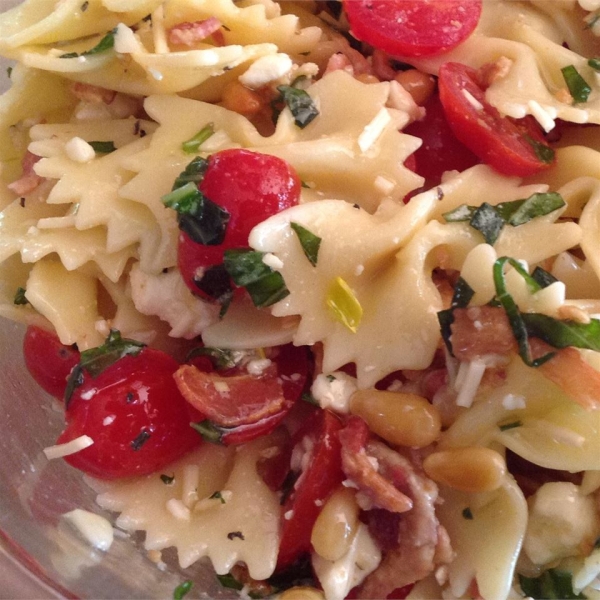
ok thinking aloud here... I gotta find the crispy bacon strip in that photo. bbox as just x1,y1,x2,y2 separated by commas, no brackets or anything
8,151,44,196
168,17,223,46
70,81,116,104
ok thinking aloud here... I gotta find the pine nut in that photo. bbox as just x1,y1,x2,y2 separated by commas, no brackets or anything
221,81,264,116
350,390,441,448
278,588,325,600
355,73,380,85
310,487,359,562
394,69,436,106
423,447,507,493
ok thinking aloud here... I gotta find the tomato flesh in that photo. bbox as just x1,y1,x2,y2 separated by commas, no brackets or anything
178,149,301,296
277,409,344,569
57,348,201,479
23,326,80,399
438,62,556,177
343,0,482,57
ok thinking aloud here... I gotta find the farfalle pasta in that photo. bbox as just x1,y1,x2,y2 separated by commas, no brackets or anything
1,0,600,599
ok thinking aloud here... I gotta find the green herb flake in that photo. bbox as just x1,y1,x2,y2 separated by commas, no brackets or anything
326,276,363,333
223,249,289,308
89,141,116,154
589,58,600,71
210,491,226,504
186,346,238,370
519,569,585,599
531,266,558,289
290,222,321,266
60,28,117,59
216,573,243,591
6,66,12,78
470,202,506,245
438,277,475,354
524,135,556,164
301,392,319,406
462,507,474,520
276,85,319,129
13,287,29,305
522,313,600,352
173,580,193,600
499,420,523,432
181,123,215,154
160,474,175,484
131,429,151,451
190,420,227,444
172,156,209,189
561,64,592,104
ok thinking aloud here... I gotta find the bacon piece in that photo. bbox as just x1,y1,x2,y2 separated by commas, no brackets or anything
70,81,116,104
168,17,223,47
450,305,517,361
371,49,397,81
339,416,412,513
530,338,600,410
8,151,44,196
323,52,355,76
476,57,512,88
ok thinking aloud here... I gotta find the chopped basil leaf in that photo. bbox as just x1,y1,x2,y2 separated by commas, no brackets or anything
65,330,145,406
89,141,116,154
438,277,475,355
190,420,228,444
524,135,556,164
193,263,233,307
223,249,289,308
227,531,245,540
301,392,319,406
160,474,175,484
443,193,565,245
325,276,363,333
216,573,243,591
172,156,209,189
290,222,321,266
181,123,215,154
60,28,117,58
7,66,12,78
493,257,554,367
519,569,585,599
210,491,226,504
173,580,193,600
561,65,592,104
186,346,238,370
522,313,600,352
162,182,230,246
131,429,151,451
462,507,474,520
326,374,336,382
276,85,319,129
499,420,522,431
586,13,600,29
13,287,29,305
531,266,558,289
589,58,600,71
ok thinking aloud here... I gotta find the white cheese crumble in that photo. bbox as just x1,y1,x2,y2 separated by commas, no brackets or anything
311,372,359,413
43,435,94,460
262,252,284,270
65,137,96,163
114,23,139,54
166,498,191,521
527,100,557,132
462,89,484,110
247,358,272,376
357,108,392,153
284,510,294,520
80,388,97,401
501,394,526,410
214,381,230,394
102,415,115,426
62,509,114,551
239,53,293,89
454,360,486,408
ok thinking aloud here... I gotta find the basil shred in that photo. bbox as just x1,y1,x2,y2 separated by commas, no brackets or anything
443,192,565,245
274,78,319,129
13,286,29,305
60,28,117,58
89,141,117,154
64,330,145,406
181,123,215,154
186,346,239,370
561,64,592,104
519,569,586,599
172,580,193,600
290,222,321,266
524,135,556,164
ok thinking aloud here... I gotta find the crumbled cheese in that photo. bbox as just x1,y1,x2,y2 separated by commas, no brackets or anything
462,89,484,110
239,53,293,89
166,498,191,521
357,108,392,153
247,358,272,376
312,523,382,600
148,68,163,81
43,435,94,460
114,23,139,54
354,264,365,276
311,372,358,413
523,482,600,565
102,415,115,426
262,252,284,270
527,100,557,132
62,509,114,551
284,510,294,520
214,381,230,394
65,137,95,163
80,388,97,401
501,394,526,410
454,360,486,408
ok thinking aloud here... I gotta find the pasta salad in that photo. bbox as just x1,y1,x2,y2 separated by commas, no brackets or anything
1,0,600,598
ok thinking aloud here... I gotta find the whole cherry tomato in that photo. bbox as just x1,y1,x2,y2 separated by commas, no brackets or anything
343,0,482,57
177,149,301,297
57,344,201,479
438,62,556,177
23,325,80,398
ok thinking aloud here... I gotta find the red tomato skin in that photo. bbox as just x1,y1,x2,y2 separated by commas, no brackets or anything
178,149,301,295
343,0,482,57
58,349,201,479
277,409,344,570
438,62,556,177
23,326,80,399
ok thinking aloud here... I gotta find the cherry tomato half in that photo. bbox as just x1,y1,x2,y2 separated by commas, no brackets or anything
438,62,556,177
23,326,80,398
57,348,201,479
178,149,301,296
277,409,344,570
175,344,310,446
343,0,482,58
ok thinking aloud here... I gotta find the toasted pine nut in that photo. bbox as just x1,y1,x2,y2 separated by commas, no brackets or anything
221,81,264,116
355,73,380,85
394,69,436,106
278,587,325,600
311,486,359,562
423,447,506,493
350,390,441,448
